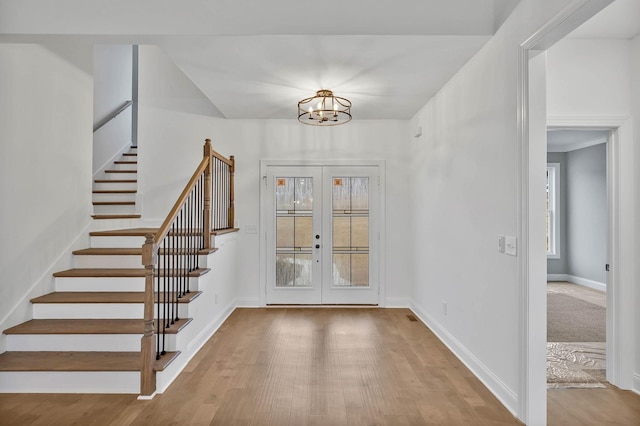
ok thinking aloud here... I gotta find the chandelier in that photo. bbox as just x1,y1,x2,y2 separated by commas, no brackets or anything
298,90,352,126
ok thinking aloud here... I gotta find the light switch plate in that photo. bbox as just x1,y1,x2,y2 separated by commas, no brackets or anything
246,224,258,234
498,235,505,253
505,236,517,256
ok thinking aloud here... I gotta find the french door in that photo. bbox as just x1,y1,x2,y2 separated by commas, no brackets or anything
265,165,379,304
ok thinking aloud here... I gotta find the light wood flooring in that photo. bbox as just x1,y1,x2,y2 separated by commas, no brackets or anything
1,307,639,425
546,282,640,425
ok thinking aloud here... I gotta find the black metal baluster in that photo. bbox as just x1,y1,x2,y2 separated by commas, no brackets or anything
156,245,161,360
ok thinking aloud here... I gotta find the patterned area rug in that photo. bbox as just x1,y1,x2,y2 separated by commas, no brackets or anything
547,342,606,389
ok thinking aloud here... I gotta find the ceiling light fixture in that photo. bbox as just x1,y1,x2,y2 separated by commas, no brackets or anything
298,90,351,126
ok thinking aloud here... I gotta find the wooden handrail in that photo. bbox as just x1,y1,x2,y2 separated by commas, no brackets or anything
153,156,209,245
140,138,234,397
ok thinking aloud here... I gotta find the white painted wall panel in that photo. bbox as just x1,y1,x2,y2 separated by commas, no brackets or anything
0,42,93,352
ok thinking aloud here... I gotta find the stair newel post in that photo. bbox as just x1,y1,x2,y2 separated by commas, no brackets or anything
203,139,213,250
140,234,158,396
228,155,235,229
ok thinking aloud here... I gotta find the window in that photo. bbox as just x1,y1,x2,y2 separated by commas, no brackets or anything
546,163,560,258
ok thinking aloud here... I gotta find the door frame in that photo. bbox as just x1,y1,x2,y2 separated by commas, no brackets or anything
259,159,386,307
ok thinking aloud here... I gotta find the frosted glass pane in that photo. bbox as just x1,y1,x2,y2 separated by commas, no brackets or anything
351,254,369,286
350,178,369,210
333,217,350,249
295,216,313,248
351,217,368,248
294,178,313,211
333,254,351,286
332,177,351,210
276,217,294,248
276,254,312,287
275,178,294,211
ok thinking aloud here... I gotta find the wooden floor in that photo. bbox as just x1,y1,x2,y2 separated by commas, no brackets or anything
0,308,638,425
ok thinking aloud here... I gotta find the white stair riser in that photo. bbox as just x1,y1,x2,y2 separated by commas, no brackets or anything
92,193,137,203
93,204,137,215
112,163,137,171
104,171,137,179
55,277,200,292
74,255,207,269
89,218,142,232
90,235,146,248
74,255,142,269
93,181,137,191
0,371,139,394
7,334,179,352
33,303,190,319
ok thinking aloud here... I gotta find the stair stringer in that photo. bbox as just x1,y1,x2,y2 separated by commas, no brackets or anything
155,232,239,393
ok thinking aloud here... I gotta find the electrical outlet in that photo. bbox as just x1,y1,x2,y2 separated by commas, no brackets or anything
246,224,258,234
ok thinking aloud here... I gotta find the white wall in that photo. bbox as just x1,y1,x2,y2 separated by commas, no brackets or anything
407,0,580,418
547,38,631,118
93,44,133,174
547,37,637,390
0,42,94,352
137,44,224,223
210,119,413,307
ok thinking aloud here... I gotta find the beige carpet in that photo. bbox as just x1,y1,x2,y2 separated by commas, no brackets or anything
547,283,607,389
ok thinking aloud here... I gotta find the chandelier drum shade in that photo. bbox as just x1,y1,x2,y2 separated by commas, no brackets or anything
298,90,352,126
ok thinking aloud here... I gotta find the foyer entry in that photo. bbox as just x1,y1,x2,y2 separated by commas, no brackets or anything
264,165,380,305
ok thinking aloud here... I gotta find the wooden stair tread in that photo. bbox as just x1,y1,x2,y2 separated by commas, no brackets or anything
73,247,217,256
4,318,192,335
94,179,137,183
105,170,137,173
92,201,135,206
0,351,178,372
212,227,240,236
92,190,137,194
92,214,142,219
90,228,158,237
53,268,210,278
31,291,201,304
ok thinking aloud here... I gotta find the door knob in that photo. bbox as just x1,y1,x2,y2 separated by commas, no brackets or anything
315,235,320,239
315,244,320,249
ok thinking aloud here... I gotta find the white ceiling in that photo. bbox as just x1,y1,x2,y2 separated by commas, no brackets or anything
2,0,636,121
148,0,522,120
547,130,609,152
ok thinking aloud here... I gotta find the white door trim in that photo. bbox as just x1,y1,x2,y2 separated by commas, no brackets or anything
516,1,615,423
259,159,386,307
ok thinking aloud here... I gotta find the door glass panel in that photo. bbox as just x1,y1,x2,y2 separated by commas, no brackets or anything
275,177,313,287
332,177,369,287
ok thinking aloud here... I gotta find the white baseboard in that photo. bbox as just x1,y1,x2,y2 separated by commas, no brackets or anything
235,297,260,307
633,373,640,396
409,300,518,417
384,297,410,308
547,274,606,292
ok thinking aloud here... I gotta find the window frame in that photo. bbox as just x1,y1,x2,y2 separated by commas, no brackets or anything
546,163,560,259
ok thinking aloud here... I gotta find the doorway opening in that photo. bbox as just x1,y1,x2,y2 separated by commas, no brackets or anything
545,128,609,389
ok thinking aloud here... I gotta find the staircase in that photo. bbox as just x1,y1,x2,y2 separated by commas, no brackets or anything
92,147,141,222
0,140,237,395
0,227,210,393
